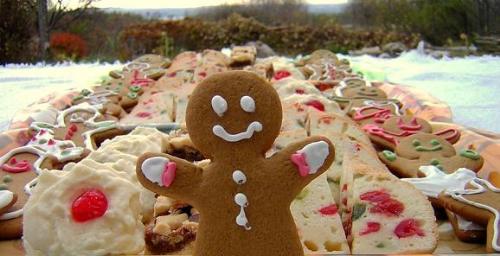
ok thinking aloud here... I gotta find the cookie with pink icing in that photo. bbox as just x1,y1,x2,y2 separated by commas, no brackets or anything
30,103,121,150
350,100,402,127
363,115,461,149
136,71,335,256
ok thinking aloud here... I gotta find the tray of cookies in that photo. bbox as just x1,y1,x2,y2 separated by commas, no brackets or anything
0,48,499,255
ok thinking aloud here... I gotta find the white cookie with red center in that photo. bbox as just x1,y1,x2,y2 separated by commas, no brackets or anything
23,163,144,255
273,78,322,99
271,61,306,82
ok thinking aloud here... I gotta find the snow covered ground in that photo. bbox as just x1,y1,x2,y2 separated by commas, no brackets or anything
0,62,122,131
346,50,500,133
0,51,499,133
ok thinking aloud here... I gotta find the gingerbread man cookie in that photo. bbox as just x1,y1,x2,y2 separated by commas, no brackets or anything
378,133,483,178
439,178,500,252
332,82,402,111
30,104,121,150
350,100,402,127
136,71,335,256
363,115,461,149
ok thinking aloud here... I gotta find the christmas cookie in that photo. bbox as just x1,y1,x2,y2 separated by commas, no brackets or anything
193,49,229,84
350,100,402,127
291,174,350,254
23,163,144,255
339,159,437,253
0,128,88,239
324,134,390,204
136,71,335,256
363,115,461,149
307,111,371,146
438,178,500,252
273,78,322,99
145,197,198,254
30,103,120,150
272,61,306,82
229,45,257,68
378,133,483,178
280,94,343,133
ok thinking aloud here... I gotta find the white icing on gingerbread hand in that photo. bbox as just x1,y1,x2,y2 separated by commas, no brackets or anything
141,156,177,187
291,141,329,177
402,166,477,198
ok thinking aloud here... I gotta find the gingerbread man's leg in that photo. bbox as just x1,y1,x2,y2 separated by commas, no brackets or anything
136,152,203,204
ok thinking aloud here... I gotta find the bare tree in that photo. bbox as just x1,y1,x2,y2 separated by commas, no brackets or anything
37,0,98,60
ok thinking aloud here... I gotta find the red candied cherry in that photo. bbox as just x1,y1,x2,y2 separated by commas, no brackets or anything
295,88,305,94
394,219,425,238
360,190,390,202
71,189,108,222
370,198,404,217
360,221,381,235
318,204,338,216
305,100,325,112
315,83,333,91
274,70,291,80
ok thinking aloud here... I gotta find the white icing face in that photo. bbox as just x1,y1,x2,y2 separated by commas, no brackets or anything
211,95,228,117
141,157,170,186
211,95,263,142
240,96,255,113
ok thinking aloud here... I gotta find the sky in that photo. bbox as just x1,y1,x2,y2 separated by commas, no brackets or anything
84,0,348,9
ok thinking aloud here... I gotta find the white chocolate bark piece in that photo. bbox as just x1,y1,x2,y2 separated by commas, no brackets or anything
23,164,144,255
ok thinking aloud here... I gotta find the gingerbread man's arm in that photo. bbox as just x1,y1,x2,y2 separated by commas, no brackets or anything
136,152,204,204
267,136,335,198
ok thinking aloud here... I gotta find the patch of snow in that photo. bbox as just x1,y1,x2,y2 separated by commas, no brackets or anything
0,62,122,131
344,51,500,133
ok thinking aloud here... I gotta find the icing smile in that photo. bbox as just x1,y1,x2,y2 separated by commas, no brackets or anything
213,122,263,142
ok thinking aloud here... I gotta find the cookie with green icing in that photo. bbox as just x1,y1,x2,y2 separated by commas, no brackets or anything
378,133,483,178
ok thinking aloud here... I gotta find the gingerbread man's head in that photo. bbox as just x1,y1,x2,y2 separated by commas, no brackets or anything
186,71,282,159
396,133,456,159
342,86,387,99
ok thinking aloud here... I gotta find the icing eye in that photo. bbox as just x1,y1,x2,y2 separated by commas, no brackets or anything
240,96,255,113
412,139,421,147
211,95,227,117
430,139,440,146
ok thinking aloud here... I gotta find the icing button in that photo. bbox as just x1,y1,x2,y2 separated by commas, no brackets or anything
382,150,397,161
459,149,480,160
232,170,247,185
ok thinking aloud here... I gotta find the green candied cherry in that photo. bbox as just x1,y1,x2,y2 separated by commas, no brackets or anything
352,203,367,221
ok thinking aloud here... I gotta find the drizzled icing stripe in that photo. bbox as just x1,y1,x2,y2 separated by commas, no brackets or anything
446,178,500,251
55,103,104,127
402,166,477,198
